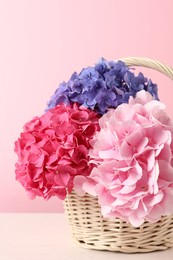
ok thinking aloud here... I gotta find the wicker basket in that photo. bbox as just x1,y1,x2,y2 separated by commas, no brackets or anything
64,57,173,253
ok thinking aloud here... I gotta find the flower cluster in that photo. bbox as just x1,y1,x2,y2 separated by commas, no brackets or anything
15,58,173,227
46,58,159,114
15,103,100,200
74,91,173,226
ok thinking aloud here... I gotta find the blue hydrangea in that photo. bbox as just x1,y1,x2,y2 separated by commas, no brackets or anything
46,58,159,114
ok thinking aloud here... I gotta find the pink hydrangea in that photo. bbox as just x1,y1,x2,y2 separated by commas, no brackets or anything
74,90,173,227
15,103,100,200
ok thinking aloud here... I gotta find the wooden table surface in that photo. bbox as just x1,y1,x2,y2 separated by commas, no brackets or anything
0,213,173,260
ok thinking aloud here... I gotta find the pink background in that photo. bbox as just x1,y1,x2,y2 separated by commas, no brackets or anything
0,0,173,212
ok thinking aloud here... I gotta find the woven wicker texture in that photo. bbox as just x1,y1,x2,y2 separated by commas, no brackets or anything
64,57,173,253
64,192,173,253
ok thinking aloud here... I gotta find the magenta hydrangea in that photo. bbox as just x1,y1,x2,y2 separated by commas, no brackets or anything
14,103,100,200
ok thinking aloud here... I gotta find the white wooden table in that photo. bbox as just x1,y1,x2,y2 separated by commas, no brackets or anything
0,213,173,260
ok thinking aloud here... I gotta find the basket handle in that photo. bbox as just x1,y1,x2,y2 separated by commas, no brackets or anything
119,57,173,80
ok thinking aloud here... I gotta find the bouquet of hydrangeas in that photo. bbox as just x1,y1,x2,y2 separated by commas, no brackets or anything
15,58,173,228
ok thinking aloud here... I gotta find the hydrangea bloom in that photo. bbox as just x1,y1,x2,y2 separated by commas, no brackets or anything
46,58,159,114
74,90,173,227
14,103,100,200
